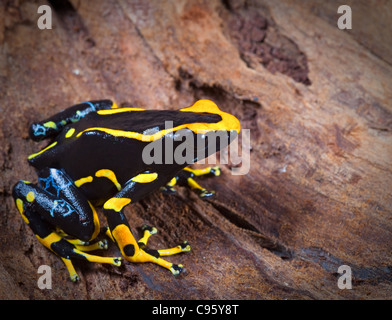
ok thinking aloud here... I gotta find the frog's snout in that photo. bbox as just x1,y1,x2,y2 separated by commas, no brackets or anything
223,111,241,134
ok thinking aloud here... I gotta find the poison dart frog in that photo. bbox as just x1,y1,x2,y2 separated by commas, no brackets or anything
12,99,240,281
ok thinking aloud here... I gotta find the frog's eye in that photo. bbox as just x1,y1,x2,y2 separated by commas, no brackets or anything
180,99,221,114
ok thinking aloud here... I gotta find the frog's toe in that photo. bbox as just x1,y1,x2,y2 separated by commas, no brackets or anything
185,177,215,199
170,264,184,276
141,224,157,235
139,225,190,255
113,257,122,267
156,241,191,257
131,227,191,275
210,166,221,176
160,185,176,194
160,176,178,195
71,274,80,282
73,239,109,251
180,241,191,252
199,189,215,198
99,239,109,250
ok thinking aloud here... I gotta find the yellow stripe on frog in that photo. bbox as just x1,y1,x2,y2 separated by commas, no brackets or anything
97,107,146,115
26,191,35,202
95,169,122,191
74,176,93,187
103,198,131,212
131,172,158,183
16,198,29,224
36,232,63,251
43,121,57,129
28,142,57,160
65,128,75,138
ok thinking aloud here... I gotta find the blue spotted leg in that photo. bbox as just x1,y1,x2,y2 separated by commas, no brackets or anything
29,100,117,142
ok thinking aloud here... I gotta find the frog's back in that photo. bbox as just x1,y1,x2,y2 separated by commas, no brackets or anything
27,109,222,204
28,108,222,173
28,111,149,172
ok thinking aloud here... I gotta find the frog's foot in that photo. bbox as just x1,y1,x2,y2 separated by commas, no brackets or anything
131,248,188,275
61,250,122,282
36,231,121,282
68,238,109,251
50,235,121,282
128,225,191,275
128,245,190,275
186,177,215,198
182,166,220,198
138,224,191,256
104,224,190,275
162,166,220,199
160,177,177,194
57,229,109,251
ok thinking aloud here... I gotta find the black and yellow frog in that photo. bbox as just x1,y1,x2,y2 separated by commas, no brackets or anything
12,99,240,281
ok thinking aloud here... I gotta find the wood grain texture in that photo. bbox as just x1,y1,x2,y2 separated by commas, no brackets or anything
0,0,391,299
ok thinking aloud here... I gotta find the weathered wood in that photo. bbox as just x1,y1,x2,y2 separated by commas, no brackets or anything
0,0,391,299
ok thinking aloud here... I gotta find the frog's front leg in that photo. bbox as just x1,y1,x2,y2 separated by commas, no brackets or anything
29,100,117,141
12,168,122,281
161,166,221,198
103,173,191,275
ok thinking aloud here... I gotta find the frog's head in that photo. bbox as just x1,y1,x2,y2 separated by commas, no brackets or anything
175,99,241,162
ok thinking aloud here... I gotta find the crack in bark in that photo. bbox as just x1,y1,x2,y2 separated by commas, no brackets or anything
209,200,292,259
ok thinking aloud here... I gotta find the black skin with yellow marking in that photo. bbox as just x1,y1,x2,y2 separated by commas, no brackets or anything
12,99,240,281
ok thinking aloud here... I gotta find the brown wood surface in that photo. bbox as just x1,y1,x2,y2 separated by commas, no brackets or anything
0,0,391,299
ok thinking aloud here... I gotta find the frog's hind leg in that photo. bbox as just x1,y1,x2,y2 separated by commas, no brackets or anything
160,177,178,194
102,175,191,275
163,166,220,198
103,214,190,275
12,177,122,281
29,100,117,141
